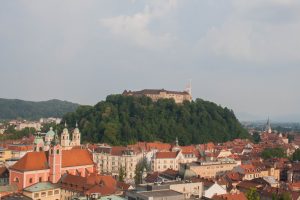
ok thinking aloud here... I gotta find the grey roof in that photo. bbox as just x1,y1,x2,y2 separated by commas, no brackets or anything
23,182,59,192
138,189,183,197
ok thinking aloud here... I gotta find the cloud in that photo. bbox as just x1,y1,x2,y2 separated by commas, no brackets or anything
100,0,177,49
197,0,300,63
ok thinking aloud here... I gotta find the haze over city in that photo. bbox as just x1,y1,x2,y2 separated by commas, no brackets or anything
1,0,300,121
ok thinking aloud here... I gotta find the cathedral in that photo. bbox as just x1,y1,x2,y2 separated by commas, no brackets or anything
34,123,81,151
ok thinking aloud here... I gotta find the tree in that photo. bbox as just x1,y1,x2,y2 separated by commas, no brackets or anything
246,188,260,200
134,158,148,185
272,192,292,200
62,95,249,145
261,147,286,159
292,149,300,161
118,166,126,182
252,132,261,144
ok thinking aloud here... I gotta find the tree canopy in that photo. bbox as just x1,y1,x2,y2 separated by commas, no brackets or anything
261,147,286,159
63,95,248,145
292,149,300,161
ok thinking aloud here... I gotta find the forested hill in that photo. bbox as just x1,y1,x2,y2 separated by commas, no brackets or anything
63,95,248,145
0,98,79,120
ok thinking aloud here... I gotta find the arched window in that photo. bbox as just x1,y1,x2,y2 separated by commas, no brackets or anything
56,149,60,154
14,177,19,183
63,136,65,140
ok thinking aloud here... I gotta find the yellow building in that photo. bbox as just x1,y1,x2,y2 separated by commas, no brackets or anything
0,148,12,162
23,182,60,200
233,164,280,181
180,158,240,179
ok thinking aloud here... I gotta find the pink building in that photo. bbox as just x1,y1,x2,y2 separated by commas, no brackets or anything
9,144,94,190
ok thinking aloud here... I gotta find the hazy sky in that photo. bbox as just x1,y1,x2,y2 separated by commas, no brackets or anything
0,0,300,121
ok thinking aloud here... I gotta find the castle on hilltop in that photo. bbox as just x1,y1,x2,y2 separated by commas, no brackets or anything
123,86,192,104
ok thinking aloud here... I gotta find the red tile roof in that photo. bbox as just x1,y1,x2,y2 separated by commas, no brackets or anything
62,149,93,168
212,192,247,200
156,151,178,159
10,151,49,171
10,149,94,172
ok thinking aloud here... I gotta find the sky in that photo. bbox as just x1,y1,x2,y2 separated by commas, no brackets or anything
0,0,300,122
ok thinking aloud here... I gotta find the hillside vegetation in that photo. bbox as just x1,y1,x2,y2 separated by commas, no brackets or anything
0,98,79,120
63,95,248,145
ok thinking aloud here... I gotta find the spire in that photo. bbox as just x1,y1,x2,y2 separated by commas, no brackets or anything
266,117,272,133
176,137,179,146
64,121,67,128
76,121,78,128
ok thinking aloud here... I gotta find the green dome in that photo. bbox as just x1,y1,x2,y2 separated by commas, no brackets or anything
46,127,55,138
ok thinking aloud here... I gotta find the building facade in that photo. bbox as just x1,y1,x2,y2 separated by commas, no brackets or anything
180,158,240,179
9,131,94,190
122,89,192,103
92,145,144,180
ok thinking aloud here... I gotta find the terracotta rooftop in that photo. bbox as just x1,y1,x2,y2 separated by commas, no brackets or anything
10,151,49,171
10,148,94,172
212,192,247,200
156,151,178,159
62,149,93,168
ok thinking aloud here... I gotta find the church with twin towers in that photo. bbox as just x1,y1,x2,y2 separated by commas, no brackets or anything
33,122,81,151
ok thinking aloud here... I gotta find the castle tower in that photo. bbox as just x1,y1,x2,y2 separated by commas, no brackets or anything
266,117,272,133
72,122,81,146
61,123,70,148
49,133,62,183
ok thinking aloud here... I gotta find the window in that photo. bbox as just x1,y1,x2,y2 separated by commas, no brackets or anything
51,149,53,154
56,149,60,154
41,192,46,197
54,189,60,195
39,177,42,182
34,193,39,198
14,177,19,183
29,178,33,183
48,190,53,196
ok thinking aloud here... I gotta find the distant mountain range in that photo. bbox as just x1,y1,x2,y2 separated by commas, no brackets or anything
0,98,79,120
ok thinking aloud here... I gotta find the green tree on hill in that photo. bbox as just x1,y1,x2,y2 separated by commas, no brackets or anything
63,95,248,145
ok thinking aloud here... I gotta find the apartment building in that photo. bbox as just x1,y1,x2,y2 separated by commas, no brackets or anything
180,158,240,179
92,145,144,180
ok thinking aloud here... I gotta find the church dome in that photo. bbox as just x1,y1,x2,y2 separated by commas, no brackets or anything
46,127,55,138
